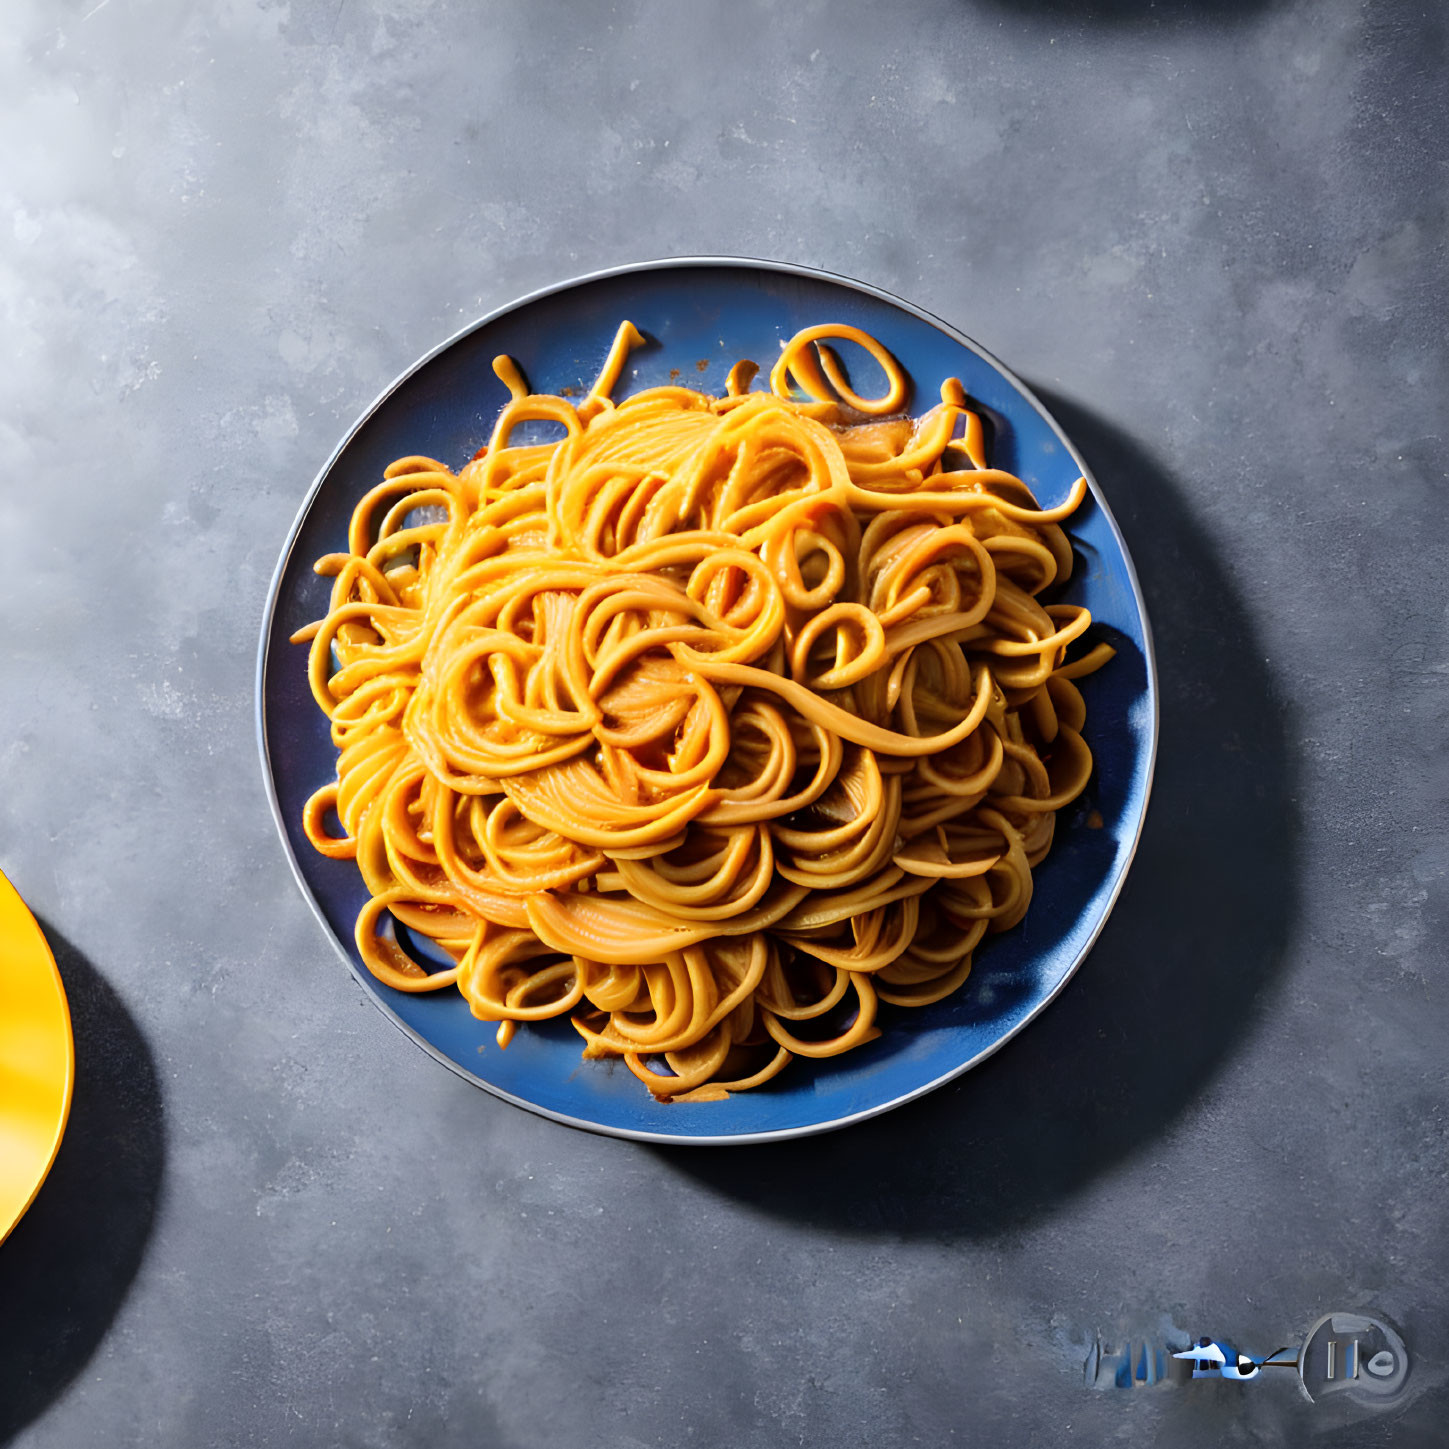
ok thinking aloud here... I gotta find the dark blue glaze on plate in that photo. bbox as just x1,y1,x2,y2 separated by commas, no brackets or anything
256,258,1158,1144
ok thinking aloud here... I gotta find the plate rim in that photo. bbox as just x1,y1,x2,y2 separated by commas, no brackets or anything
0,867,75,1241
255,255,1160,1146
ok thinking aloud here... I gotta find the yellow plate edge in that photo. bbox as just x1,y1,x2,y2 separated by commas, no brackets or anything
0,868,75,1245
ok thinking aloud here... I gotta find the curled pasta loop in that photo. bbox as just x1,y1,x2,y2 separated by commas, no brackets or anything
770,326,909,416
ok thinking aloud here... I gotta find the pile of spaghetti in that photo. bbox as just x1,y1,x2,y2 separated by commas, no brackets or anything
295,323,1110,1100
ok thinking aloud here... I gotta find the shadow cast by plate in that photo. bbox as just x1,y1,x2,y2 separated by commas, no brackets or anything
0,922,165,1445
654,392,1299,1238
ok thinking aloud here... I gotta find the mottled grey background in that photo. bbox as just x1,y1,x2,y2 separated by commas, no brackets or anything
2,1,1446,1445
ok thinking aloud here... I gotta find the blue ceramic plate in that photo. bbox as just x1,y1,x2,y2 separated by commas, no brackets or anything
257,258,1157,1145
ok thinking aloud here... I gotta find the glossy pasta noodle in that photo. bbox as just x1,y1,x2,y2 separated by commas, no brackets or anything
294,323,1112,1101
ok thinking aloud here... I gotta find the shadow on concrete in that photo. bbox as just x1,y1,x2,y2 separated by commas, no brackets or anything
968,0,1281,25
654,391,1298,1239
0,922,165,1444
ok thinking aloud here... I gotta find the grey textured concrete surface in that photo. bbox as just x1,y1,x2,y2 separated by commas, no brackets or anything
2,1,1446,1445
